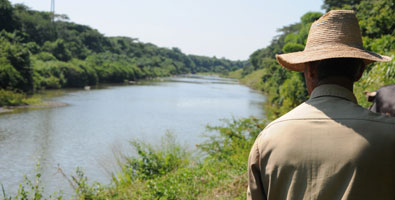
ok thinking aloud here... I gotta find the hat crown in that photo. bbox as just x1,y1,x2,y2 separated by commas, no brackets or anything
275,10,391,72
305,10,363,51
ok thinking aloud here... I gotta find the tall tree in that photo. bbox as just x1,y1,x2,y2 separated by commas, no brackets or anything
0,0,15,31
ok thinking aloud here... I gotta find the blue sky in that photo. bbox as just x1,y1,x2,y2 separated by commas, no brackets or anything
9,0,324,60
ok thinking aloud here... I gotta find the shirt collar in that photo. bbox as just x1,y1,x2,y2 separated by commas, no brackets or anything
309,84,358,104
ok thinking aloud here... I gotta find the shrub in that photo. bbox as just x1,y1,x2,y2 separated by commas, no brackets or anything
34,52,57,62
45,75,62,89
282,43,305,53
118,132,189,182
0,89,26,106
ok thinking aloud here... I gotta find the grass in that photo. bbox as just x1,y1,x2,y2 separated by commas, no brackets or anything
3,117,266,200
0,90,27,107
227,69,243,79
238,69,265,91
0,89,42,108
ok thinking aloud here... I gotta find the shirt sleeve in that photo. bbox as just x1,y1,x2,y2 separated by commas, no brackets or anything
247,137,267,200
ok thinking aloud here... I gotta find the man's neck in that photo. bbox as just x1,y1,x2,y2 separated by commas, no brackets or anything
317,76,354,92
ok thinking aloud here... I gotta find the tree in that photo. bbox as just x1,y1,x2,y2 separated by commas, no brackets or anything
356,0,395,38
43,39,72,61
321,0,362,11
282,43,304,53
0,38,33,91
0,0,15,32
13,4,54,44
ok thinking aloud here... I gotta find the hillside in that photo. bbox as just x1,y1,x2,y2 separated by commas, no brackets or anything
0,0,246,106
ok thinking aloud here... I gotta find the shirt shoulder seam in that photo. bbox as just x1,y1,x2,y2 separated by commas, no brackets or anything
265,117,395,130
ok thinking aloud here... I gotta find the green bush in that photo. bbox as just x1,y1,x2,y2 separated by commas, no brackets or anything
117,133,189,182
0,89,26,106
363,35,394,54
34,52,57,62
42,39,72,62
44,75,61,89
0,58,24,90
282,43,305,53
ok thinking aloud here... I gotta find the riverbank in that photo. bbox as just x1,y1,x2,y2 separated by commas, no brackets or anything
0,74,197,114
0,89,69,114
0,107,12,114
200,69,265,91
0,76,158,113
0,101,68,114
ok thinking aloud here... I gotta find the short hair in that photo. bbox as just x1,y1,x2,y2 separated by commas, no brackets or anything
311,58,365,82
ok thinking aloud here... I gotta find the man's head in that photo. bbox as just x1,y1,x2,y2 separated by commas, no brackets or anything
275,10,391,93
304,58,365,94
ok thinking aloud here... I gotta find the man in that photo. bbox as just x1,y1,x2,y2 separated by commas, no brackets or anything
248,10,394,200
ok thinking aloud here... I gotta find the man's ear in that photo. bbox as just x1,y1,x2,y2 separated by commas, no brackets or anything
304,62,316,95
355,64,366,81
305,62,316,79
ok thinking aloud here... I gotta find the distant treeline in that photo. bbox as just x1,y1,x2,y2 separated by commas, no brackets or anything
0,0,246,94
234,0,394,120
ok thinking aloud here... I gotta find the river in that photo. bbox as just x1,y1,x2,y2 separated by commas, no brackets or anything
0,75,265,197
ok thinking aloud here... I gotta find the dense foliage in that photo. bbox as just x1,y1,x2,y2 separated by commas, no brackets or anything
238,0,394,120
0,0,244,106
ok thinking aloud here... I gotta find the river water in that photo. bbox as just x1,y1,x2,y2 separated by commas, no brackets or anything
0,75,265,197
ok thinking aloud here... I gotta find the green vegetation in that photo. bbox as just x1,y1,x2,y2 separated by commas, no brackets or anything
0,89,40,107
237,0,394,120
1,163,63,200
0,89,26,106
3,118,266,200
2,0,394,199
237,69,265,91
0,0,245,106
244,11,323,120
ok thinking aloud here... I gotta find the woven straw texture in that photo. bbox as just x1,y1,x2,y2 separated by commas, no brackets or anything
276,10,391,72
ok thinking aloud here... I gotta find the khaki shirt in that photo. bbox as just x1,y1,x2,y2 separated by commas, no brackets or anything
248,84,395,200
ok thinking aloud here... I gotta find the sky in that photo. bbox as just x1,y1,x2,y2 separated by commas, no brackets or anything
9,0,324,60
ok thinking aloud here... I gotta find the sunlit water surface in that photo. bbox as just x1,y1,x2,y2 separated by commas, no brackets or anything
0,75,265,197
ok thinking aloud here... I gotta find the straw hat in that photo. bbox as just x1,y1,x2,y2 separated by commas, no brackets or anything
276,10,392,72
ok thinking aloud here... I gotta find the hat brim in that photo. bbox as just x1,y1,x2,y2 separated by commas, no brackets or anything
276,45,392,72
